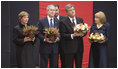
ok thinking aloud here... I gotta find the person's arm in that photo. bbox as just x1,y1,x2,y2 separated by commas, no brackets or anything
37,20,45,41
59,21,74,40
105,23,110,42
13,27,24,46
99,23,110,44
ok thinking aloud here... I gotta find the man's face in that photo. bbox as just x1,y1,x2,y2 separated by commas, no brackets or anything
54,7,59,17
67,7,75,18
47,6,56,18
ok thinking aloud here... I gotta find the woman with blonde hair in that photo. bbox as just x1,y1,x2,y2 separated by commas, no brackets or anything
13,11,36,68
89,11,110,68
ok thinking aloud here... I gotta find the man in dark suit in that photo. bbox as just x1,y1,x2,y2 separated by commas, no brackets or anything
52,4,65,21
52,4,65,68
59,4,86,68
37,4,59,68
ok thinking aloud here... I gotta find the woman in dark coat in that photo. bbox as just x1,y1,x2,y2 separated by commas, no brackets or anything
89,11,110,68
13,11,36,68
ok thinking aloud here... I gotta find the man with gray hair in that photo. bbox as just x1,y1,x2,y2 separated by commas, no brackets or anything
59,4,86,68
37,4,59,68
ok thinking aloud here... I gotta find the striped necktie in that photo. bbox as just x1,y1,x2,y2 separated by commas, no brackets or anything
72,18,75,26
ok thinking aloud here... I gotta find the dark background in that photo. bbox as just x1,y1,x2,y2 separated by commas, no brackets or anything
1,1,117,68
1,1,40,68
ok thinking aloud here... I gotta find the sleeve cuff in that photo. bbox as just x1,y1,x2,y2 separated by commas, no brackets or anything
71,34,74,39
44,38,46,42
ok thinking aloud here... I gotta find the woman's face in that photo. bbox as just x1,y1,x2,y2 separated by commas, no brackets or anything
20,15,29,25
95,17,100,24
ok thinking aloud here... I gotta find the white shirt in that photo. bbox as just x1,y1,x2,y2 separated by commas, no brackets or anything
47,16,54,27
69,16,77,25
56,15,60,20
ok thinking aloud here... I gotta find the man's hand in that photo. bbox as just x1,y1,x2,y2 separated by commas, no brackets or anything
53,37,59,43
72,33,77,38
72,32,84,37
75,32,84,37
32,37,35,42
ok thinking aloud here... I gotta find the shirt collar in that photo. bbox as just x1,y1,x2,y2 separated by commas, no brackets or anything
69,16,76,22
56,15,60,20
96,23,103,29
19,22,30,28
47,16,54,20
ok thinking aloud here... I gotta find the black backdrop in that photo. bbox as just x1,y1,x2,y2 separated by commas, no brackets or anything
1,1,40,68
1,1,117,68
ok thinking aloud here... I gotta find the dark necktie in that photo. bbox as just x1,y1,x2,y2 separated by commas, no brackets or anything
50,19,53,28
72,19,75,26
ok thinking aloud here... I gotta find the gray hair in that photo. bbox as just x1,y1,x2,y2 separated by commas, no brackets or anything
65,4,75,13
47,4,55,11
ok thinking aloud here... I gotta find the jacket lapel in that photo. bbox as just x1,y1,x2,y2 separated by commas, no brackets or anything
54,18,58,28
66,17,75,32
44,17,50,28
67,17,73,26
76,17,79,24
76,17,84,24
76,17,81,24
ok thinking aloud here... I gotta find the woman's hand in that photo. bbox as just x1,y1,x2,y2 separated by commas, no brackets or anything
24,37,32,42
99,40,105,43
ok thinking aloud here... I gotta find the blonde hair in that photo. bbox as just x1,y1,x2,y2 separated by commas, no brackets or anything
18,11,30,21
95,11,106,24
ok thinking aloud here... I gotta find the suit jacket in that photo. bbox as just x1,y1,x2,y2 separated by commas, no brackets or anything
38,17,59,54
57,15,65,52
59,15,65,21
59,16,86,54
